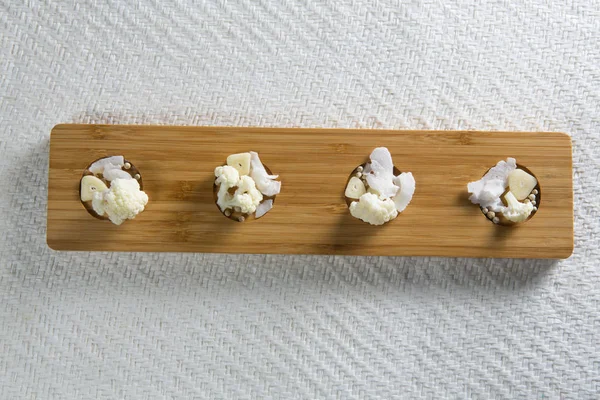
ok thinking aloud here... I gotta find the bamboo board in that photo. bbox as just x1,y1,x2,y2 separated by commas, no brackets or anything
47,125,573,258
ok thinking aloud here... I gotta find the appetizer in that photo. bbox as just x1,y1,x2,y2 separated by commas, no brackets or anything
467,157,540,225
80,156,149,225
214,152,281,222
345,147,415,225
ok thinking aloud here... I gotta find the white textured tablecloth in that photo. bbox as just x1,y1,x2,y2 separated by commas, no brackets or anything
1,1,599,399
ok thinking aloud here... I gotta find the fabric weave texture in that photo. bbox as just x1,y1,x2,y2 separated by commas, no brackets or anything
1,1,599,399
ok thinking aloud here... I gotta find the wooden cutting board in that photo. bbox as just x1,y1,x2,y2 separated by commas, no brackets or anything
47,125,573,258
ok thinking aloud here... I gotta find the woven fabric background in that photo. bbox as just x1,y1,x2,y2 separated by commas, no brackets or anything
1,1,599,399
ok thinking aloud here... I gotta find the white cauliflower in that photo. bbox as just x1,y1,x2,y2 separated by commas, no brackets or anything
215,165,240,187
92,178,149,225
230,175,263,213
215,169,263,214
349,192,398,226
503,191,534,223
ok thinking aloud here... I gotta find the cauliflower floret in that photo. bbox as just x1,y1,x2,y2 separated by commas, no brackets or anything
92,178,148,225
215,165,240,187
349,192,398,226
503,191,534,223
215,172,263,214
236,176,263,200
230,175,263,213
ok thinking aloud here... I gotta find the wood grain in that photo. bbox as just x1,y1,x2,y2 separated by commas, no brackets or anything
47,125,573,258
